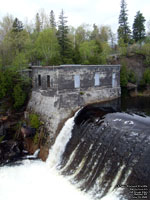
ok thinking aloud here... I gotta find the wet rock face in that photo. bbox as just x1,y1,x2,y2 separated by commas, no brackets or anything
0,140,24,165
0,120,27,166
59,105,150,199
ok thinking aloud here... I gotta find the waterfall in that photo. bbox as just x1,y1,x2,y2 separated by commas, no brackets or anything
0,106,150,200
55,106,150,200
47,116,75,168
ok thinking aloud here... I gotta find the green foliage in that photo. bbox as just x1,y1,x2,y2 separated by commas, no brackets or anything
13,84,26,109
118,38,127,56
120,63,128,87
132,11,146,42
118,0,131,44
29,113,40,129
50,10,56,28
57,10,73,64
12,18,23,32
139,43,150,66
142,68,150,86
36,28,60,65
35,13,41,33
0,71,8,98
0,68,30,110
12,52,28,70
79,40,110,64
128,69,137,84
0,135,5,143
79,91,84,95
33,132,39,145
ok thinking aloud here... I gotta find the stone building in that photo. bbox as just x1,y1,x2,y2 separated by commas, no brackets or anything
28,65,120,143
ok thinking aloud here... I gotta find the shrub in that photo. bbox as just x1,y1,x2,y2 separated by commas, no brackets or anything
128,70,137,84
0,68,30,110
142,68,150,86
29,113,40,129
13,84,26,109
120,63,128,87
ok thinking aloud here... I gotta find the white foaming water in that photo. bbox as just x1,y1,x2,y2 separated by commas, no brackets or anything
46,115,75,168
0,113,123,200
0,160,91,200
0,115,91,200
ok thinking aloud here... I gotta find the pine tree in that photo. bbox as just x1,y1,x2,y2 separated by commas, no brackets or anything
12,18,23,32
35,13,41,33
57,10,73,64
90,24,99,40
50,10,56,28
118,0,131,44
133,11,146,42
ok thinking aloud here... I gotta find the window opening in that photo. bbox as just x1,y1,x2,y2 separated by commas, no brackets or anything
74,75,80,88
47,75,50,87
94,73,100,86
112,73,117,87
38,74,41,86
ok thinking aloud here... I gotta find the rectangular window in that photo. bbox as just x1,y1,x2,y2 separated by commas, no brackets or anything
94,73,100,86
112,73,117,87
74,75,80,88
38,74,41,86
47,75,50,88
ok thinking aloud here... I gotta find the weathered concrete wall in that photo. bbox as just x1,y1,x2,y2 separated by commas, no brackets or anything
28,65,121,144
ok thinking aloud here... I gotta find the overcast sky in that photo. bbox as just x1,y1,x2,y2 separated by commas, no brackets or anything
0,0,150,33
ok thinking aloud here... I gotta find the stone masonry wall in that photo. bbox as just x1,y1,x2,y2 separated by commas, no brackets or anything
28,65,121,145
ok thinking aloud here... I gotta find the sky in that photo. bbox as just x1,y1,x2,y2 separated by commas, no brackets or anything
0,0,150,33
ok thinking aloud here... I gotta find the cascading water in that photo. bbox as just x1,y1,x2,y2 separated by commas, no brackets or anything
0,99,150,200
0,113,91,200
57,104,150,200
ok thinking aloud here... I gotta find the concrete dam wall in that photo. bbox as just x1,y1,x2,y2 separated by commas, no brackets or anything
28,65,121,144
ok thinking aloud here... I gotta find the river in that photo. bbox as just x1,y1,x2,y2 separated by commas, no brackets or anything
0,94,150,200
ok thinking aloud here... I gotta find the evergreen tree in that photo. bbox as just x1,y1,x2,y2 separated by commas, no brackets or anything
35,13,41,33
12,18,23,32
90,24,99,40
132,11,146,42
118,0,131,44
50,10,56,28
57,9,73,64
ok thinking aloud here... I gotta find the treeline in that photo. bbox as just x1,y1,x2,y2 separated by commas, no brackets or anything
118,0,150,87
0,5,150,68
0,10,115,68
0,0,150,110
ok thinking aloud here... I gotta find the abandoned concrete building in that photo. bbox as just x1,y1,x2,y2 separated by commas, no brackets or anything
28,65,121,141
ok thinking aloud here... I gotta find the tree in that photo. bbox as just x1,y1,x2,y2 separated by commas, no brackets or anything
0,14,14,41
79,40,110,64
0,27,30,66
99,25,111,42
142,68,150,86
12,18,23,32
35,13,41,33
36,28,60,65
13,83,26,109
120,63,128,87
0,68,30,109
118,0,131,44
50,10,56,28
133,11,146,42
75,24,91,46
57,10,73,63
90,24,99,40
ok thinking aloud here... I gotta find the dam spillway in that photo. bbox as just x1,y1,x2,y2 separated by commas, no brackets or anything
54,103,150,199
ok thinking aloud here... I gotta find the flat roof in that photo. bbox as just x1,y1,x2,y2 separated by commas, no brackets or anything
32,65,121,70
